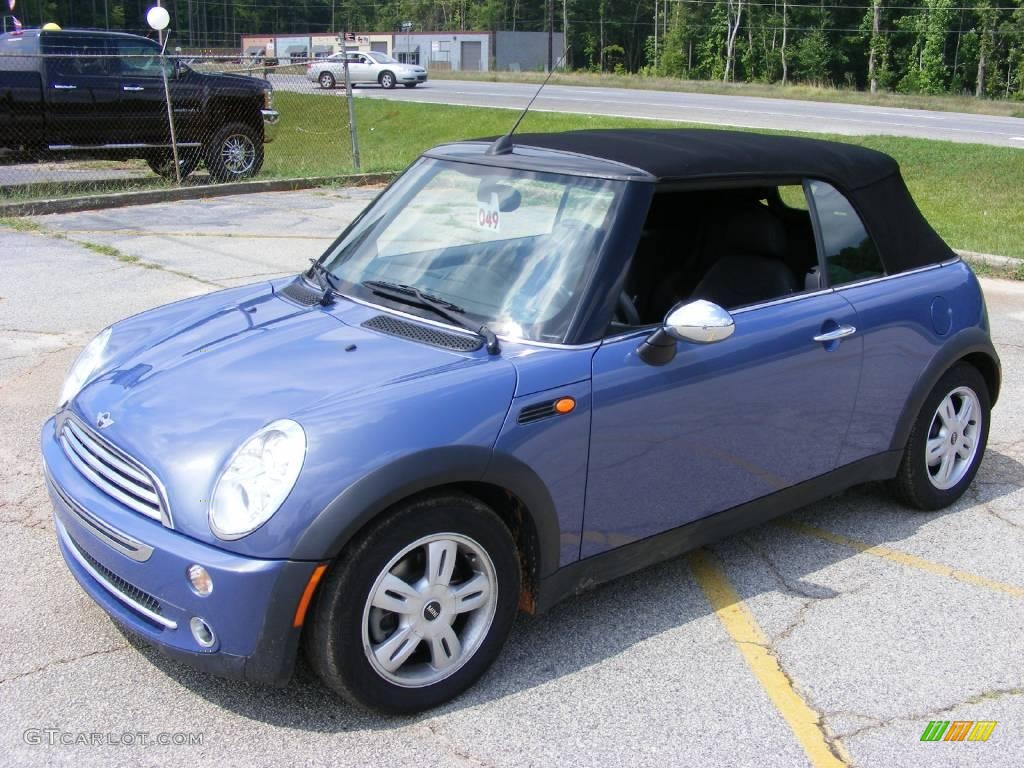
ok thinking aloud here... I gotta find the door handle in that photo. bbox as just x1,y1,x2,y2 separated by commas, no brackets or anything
53,84,77,90
122,86,145,92
813,325,857,343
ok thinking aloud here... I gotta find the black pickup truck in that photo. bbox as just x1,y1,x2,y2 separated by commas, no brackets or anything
0,28,279,181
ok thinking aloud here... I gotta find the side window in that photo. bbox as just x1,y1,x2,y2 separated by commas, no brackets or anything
43,36,114,77
777,184,809,211
808,180,884,285
113,39,169,78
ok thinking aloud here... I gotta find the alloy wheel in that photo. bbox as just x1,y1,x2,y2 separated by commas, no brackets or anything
220,134,256,175
361,533,498,688
925,385,982,490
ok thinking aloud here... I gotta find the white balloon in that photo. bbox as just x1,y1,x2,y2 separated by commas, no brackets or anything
146,6,170,31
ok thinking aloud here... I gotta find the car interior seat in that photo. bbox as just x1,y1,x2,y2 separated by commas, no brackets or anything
689,207,800,310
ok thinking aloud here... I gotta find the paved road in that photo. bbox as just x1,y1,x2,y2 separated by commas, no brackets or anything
271,74,1024,148
2,190,1023,767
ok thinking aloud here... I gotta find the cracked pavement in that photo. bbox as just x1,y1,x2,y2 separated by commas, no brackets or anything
1,189,1022,767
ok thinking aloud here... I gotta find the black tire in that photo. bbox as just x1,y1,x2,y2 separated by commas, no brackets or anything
204,122,263,183
318,71,336,89
146,149,200,180
379,71,397,89
403,83,418,88
894,362,990,510
305,493,520,714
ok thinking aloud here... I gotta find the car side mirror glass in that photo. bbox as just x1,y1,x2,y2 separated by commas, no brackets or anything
637,299,735,366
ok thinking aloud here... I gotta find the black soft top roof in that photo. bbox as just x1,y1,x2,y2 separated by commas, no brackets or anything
507,128,898,189
430,128,953,275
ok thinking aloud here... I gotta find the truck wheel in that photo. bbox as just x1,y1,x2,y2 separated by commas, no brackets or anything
319,71,336,89
379,71,396,89
205,122,263,183
305,493,520,714
147,150,200,181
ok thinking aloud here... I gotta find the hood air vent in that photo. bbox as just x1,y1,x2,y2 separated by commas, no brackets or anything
278,276,324,307
362,315,483,353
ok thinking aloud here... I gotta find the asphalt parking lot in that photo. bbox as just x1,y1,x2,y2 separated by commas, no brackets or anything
1,187,1022,768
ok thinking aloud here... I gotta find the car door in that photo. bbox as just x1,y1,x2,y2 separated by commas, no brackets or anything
110,37,174,145
582,205,863,559
41,34,120,147
803,179,935,467
349,53,375,84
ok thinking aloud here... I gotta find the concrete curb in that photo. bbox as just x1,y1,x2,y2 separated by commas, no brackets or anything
956,250,1022,279
0,173,395,217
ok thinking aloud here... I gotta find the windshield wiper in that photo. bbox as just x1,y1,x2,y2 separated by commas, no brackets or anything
307,259,340,305
362,280,500,355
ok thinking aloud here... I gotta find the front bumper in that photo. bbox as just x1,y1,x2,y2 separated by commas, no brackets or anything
398,72,428,83
42,417,318,686
261,109,280,143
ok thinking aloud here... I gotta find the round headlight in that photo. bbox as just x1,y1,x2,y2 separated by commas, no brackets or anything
209,419,306,540
58,327,112,408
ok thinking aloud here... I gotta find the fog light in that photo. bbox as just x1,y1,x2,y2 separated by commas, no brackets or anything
190,617,216,648
187,564,213,596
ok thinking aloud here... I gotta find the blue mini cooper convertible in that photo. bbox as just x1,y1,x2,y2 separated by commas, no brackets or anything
43,129,1000,713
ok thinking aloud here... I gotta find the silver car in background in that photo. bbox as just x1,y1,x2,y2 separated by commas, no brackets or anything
307,51,428,90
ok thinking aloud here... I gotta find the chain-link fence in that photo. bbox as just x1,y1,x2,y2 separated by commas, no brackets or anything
0,40,388,204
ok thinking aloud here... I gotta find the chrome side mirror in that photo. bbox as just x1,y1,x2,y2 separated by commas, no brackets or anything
637,299,735,366
664,299,735,344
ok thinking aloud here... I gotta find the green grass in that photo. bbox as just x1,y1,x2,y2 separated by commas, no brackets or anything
267,92,1024,259
0,216,43,232
431,70,1024,119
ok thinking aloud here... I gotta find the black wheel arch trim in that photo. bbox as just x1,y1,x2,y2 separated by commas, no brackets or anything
290,447,562,580
888,328,1001,454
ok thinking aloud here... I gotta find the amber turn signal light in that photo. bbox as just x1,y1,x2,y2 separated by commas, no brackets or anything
293,563,327,627
554,397,576,414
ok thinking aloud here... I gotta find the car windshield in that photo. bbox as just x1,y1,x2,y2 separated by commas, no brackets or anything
368,52,398,64
320,158,622,343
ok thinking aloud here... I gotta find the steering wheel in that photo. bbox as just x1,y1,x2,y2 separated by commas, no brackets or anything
616,291,641,326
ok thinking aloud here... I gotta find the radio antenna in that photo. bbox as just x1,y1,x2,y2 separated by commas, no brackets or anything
487,46,571,156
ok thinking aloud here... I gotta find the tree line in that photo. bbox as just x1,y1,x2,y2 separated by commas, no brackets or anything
5,1,1023,98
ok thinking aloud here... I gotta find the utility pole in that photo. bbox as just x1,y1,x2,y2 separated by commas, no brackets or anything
653,0,658,73
546,0,553,72
869,0,881,93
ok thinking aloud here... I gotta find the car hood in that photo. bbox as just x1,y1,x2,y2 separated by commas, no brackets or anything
190,69,269,93
70,281,504,545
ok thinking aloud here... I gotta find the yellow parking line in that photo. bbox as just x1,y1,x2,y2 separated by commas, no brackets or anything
780,521,1024,599
688,549,849,768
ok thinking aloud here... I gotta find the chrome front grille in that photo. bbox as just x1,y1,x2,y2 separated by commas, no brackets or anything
59,417,170,526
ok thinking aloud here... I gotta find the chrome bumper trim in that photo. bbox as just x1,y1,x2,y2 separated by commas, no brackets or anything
261,109,280,143
56,517,176,630
46,472,153,563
